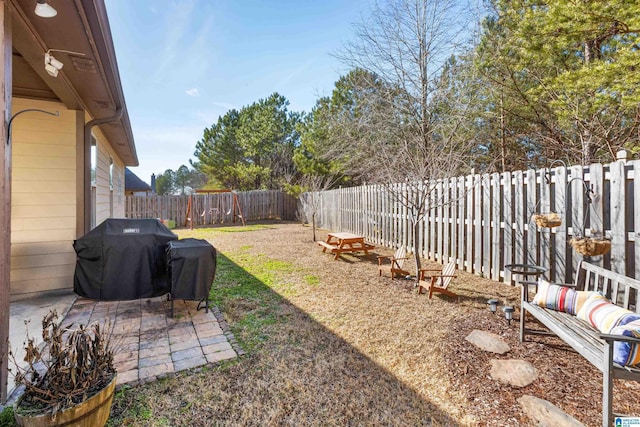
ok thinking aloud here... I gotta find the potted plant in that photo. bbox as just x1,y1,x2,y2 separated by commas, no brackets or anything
569,235,611,256
10,310,117,427
532,212,562,228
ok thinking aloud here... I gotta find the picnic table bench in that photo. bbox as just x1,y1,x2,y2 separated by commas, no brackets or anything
520,261,640,426
318,232,374,260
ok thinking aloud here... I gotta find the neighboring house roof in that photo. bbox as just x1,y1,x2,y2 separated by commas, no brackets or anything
11,0,138,165
125,168,152,193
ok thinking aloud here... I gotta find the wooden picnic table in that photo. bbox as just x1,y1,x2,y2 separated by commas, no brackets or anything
317,232,375,260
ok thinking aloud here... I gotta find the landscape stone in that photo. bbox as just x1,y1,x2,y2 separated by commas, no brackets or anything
490,359,538,387
464,329,510,354
518,395,585,427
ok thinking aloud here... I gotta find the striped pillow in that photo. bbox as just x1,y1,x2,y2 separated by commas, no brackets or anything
532,279,594,315
610,320,640,367
576,293,640,333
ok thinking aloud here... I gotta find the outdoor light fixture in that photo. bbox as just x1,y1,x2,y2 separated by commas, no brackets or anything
503,306,515,325
44,49,85,78
34,0,57,18
487,299,498,314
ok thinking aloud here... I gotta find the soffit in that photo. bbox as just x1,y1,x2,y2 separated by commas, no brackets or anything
9,0,138,166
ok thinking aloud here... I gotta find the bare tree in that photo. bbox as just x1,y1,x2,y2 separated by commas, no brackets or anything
328,0,481,275
299,173,344,242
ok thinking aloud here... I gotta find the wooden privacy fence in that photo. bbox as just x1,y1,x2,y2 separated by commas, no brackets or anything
126,190,297,226
308,158,640,285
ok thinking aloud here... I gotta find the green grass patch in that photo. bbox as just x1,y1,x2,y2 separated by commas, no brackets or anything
106,389,153,426
211,249,300,351
0,406,15,427
304,275,320,286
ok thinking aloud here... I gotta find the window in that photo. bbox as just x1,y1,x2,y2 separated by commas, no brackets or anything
109,156,114,217
109,156,114,190
90,137,97,187
90,137,97,229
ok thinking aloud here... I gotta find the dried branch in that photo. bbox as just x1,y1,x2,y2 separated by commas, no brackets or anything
10,310,115,417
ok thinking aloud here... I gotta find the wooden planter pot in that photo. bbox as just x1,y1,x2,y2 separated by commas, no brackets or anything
532,212,562,228
14,374,117,427
570,238,612,257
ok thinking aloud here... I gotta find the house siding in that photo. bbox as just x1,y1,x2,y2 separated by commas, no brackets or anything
10,98,77,297
92,126,125,226
10,98,126,298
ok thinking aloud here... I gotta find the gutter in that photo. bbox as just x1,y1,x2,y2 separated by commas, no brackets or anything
83,106,123,234
84,0,138,165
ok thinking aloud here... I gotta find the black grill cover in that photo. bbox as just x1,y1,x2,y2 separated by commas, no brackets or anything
73,218,178,300
166,238,216,300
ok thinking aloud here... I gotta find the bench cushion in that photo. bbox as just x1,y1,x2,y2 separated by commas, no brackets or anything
577,293,640,333
532,278,594,315
610,320,640,367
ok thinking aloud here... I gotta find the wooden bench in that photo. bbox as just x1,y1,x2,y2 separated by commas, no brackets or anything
520,261,640,426
317,241,339,252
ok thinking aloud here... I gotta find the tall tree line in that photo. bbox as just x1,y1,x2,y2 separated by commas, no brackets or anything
473,0,640,169
193,93,300,191
192,0,640,198
155,165,207,195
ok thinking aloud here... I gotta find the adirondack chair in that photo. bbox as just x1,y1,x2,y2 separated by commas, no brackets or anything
418,262,457,298
378,247,411,279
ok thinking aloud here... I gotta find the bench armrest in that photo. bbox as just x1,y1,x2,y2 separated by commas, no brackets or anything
599,333,640,345
419,268,442,279
377,256,390,265
377,255,390,260
378,256,409,262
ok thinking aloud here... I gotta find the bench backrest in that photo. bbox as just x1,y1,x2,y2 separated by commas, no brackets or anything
576,261,640,312
395,247,407,268
435,262,456,288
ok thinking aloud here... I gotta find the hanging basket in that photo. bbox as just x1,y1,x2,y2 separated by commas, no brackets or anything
532,212,562,228
569,237,611,257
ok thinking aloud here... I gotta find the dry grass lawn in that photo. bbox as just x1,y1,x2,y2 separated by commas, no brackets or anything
107,221,640,426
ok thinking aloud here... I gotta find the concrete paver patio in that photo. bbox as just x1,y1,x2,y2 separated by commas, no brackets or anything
6,293,240,404
59,296,241,388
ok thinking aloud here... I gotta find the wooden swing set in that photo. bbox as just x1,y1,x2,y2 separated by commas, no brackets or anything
185,190,246,229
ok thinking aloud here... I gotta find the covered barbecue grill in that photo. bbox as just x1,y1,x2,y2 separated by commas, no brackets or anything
166,238,216,316
73,218,178,300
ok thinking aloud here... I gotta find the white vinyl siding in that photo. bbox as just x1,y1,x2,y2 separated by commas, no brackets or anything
92,129,125,226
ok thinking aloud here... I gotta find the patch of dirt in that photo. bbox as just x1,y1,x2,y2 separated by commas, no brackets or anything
222,298,259,323
108,221,640,427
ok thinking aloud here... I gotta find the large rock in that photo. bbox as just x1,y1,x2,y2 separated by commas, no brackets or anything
490,359,537,387
518,395,585,427
464,329,510,355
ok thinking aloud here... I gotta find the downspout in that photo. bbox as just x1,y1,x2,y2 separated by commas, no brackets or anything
83,106,122,234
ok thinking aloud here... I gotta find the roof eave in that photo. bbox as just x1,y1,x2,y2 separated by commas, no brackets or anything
81,0,138,166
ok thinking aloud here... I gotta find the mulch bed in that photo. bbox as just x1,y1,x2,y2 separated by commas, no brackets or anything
443,310,640,426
